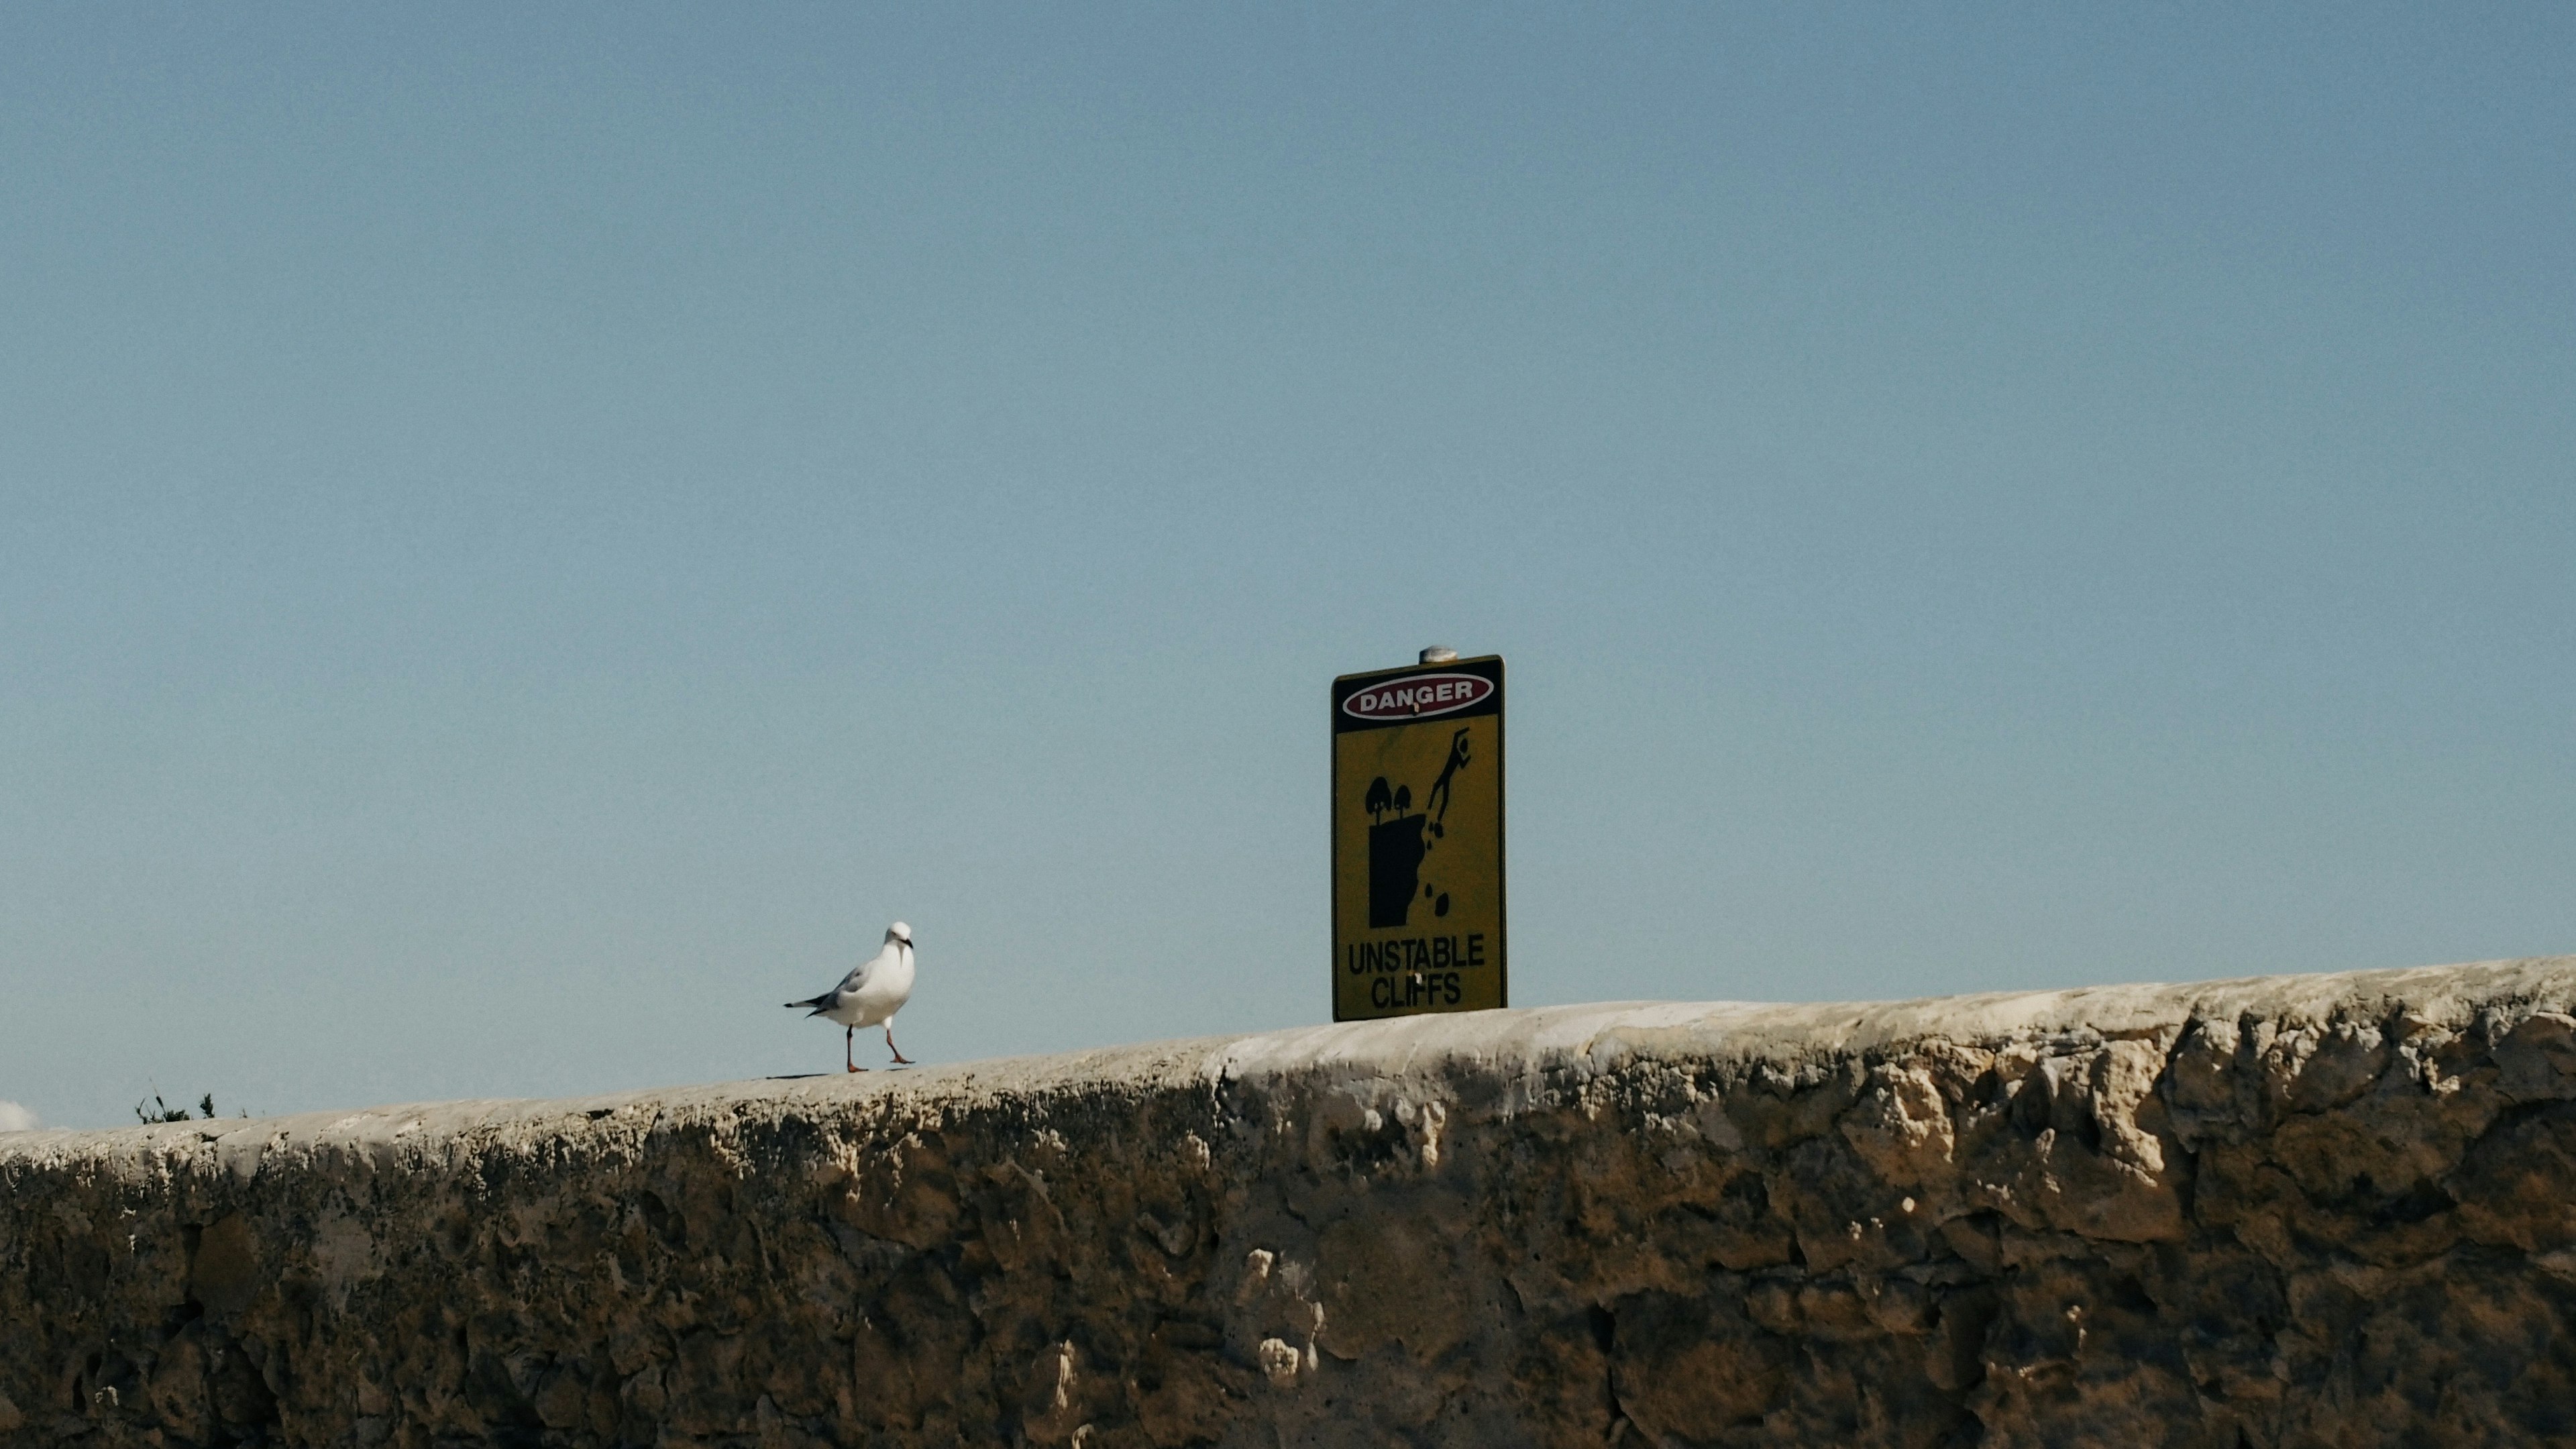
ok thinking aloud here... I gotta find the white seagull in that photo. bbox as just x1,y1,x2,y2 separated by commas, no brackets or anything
786,921,918,1072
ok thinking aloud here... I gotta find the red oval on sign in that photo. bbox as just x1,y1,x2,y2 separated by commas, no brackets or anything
1341,673,1495,722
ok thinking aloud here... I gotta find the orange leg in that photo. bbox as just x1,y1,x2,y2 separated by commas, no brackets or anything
885,1024,914,1067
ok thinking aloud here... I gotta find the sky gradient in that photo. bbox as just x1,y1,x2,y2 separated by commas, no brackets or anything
5,5,2571,1128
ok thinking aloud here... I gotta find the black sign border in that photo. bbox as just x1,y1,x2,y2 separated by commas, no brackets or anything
1330,653,1506,1020
1332,654,1505,734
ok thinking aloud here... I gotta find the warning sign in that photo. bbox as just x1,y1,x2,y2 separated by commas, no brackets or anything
1332,655,1505,1020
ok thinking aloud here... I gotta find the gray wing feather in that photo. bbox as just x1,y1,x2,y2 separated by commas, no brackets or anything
784,957,873,1014
785,945,883,1012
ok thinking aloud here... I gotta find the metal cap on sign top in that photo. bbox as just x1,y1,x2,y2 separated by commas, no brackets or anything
1419,645,1458,664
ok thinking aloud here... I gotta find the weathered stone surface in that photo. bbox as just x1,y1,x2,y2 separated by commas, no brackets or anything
7,958,2576,1446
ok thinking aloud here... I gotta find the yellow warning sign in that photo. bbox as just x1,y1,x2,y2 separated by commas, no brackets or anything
1332,655,1505,1020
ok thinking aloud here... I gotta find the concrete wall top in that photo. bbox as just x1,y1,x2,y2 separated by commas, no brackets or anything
13,957,2567,1175
7,957,2575,1447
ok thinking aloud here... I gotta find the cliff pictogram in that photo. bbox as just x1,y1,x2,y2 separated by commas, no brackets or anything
1363,727,1471,928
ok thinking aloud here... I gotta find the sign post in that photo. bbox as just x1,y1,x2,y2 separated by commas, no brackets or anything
1332,650,1505,1020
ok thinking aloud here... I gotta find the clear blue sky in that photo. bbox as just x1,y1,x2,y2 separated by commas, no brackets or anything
5,6,2570,1128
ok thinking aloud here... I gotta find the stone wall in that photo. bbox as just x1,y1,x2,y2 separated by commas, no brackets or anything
7,959,2576,1447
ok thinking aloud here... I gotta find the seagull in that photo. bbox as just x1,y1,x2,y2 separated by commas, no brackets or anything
786,922,918,1071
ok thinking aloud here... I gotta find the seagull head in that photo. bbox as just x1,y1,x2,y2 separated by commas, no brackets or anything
887,921,912,945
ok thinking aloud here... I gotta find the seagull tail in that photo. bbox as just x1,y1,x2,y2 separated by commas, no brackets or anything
786,993,835,1012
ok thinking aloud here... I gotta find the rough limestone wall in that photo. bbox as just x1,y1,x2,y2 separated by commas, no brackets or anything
7,960,2576,1448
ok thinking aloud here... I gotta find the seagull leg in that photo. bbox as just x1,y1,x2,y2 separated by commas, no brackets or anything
885,1024,914,1067
845,1025,867,1073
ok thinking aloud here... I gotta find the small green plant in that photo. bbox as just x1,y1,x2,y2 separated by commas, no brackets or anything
134,1093,244,1124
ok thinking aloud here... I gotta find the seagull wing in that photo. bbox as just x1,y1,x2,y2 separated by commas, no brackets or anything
835,955,877,996
785,964,855,1012
786,945,888,1012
